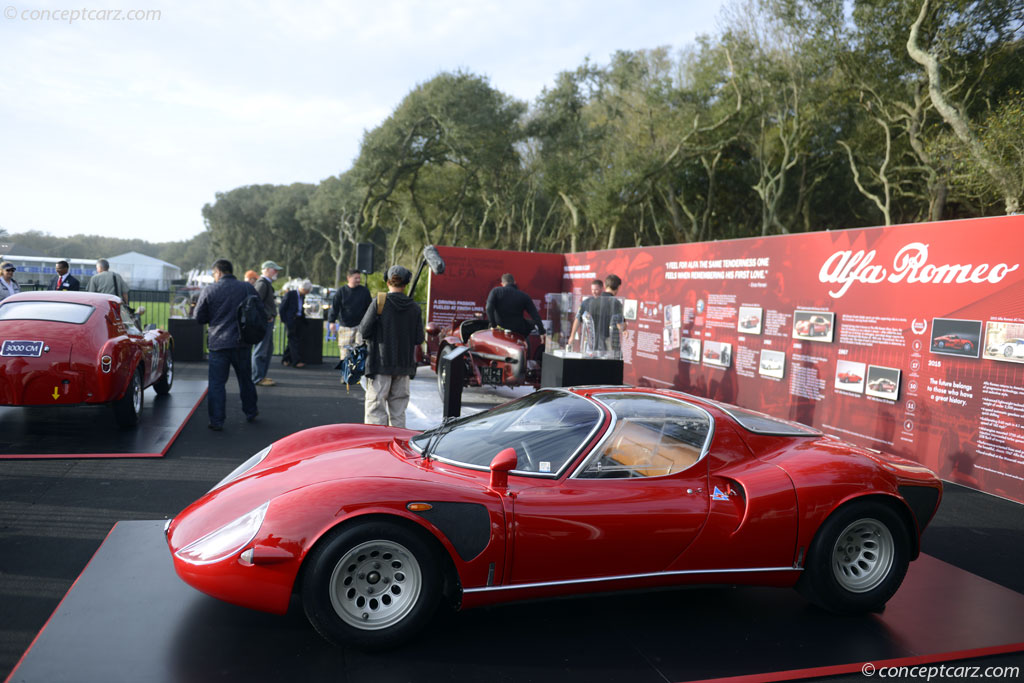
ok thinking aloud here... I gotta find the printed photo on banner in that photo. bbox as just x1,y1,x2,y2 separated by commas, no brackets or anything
835,360,867,394
759,349,786,379
623,299,637,321
865,366,901,400
792,310,835,342
737,305,763,335
703,340,732,368
983,321,1024,364
930,318,983,358
680,337,701,363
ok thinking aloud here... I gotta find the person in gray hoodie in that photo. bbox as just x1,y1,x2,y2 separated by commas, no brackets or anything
358,265,424,428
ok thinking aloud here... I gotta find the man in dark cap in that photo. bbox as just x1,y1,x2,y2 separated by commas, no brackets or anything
0,262,20,301
485,273,545,340
193,258,260,430
358,265,424,428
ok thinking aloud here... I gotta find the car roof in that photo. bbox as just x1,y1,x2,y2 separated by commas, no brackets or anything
2,291,121,307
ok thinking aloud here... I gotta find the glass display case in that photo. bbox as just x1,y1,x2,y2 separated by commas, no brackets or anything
545,292,624,360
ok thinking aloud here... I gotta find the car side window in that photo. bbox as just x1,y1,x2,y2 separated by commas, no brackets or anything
579,394,711,479
120,304,141,335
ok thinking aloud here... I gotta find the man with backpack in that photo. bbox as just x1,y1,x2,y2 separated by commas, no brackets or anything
193,258,260,431
358,265,424,428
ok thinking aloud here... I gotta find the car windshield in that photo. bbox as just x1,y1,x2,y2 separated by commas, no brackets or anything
409,390,602,476
0,301,94,324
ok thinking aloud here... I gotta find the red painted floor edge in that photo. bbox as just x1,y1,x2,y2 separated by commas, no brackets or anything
685,642,1024,683
3,523,124,683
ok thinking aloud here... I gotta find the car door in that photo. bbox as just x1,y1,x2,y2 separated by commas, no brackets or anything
508,393,713,585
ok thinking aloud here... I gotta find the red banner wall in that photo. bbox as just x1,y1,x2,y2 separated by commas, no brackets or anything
427,247,565,329
426,216,1024,504
563,215,1024,503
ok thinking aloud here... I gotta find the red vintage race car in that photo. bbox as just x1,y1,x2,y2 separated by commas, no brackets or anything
739,315,760,329
166,386,941,649
794,315,831,337
868,378,898,393
427,318,545,395
932,334,974,352
0,291,173,427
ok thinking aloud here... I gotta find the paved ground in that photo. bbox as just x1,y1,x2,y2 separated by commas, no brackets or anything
1,359,1023,680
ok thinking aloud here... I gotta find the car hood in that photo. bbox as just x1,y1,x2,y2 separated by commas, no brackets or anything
169,423,493,548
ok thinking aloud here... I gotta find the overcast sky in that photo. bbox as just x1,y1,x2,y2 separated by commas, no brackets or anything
0,0,726,243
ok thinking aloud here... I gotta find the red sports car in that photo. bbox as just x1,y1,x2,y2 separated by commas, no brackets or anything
0,291,173,427
932,334,975,352
167,387,941,649
837,372,862,384
739,315,760,329
794,315,831,337
868,378,898,394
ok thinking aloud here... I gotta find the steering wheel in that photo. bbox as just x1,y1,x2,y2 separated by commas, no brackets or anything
518,440,537,472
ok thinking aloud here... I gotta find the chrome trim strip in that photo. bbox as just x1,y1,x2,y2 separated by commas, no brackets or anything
464,566,802,594
569,392,716,479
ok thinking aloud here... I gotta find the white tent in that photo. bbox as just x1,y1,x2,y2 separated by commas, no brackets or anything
108,251,182,290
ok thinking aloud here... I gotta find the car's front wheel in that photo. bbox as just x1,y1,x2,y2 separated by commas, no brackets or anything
302,521,443,649
113,366,144,429
936,341,945,348
797,500,910,614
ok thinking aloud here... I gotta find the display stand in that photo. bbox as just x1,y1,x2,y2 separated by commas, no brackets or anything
167,318,204,361
540,352,623,388
12,520,1024,683
299,318,324,365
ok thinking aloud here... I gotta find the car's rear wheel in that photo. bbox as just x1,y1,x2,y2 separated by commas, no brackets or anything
797,500,910,614
1005,346,1015,358
302,521,442,650
154,349,173,395
963,342,973,352
113,366,144,429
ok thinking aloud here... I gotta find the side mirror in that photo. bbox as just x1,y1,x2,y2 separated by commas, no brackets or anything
489,448,518,489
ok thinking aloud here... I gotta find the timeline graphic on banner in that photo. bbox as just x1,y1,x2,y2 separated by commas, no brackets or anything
427,216,1024,504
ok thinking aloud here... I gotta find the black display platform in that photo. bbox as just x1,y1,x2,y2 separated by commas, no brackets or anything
541,351,623,387
9,520,1024,683
0,381,207,459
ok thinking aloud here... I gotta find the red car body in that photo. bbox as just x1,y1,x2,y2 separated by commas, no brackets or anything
794,315,831,337
167,386,941,649
0,291,173,426
837,373,862,384
868,378,897,393
427,318,544,389
932,334,974,351
739,315,760,329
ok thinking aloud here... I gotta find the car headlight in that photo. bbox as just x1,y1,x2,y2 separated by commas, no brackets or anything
174,502,269,564
209,445,272,493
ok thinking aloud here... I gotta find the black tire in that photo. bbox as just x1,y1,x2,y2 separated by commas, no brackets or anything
302,521,443,650
154,349,173,395
797,500,910,614
436,345,448,399
937,341,945,348
113,367,144,429
1005,347,1015,358
963,342,973,352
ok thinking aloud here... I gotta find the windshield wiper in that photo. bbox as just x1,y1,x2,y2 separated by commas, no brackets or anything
421,416,460,461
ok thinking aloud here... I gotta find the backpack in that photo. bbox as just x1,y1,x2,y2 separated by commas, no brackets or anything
340,343,368,390
237,295,268,345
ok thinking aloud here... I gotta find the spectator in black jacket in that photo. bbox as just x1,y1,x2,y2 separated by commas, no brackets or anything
485,273,545,340
193,258,259,430
328,269,372,361
50,261,81,291
279,280,312,368
358,265,424,428
251,260,282,386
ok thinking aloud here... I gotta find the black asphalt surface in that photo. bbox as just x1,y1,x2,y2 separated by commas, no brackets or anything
1,360,1023,681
